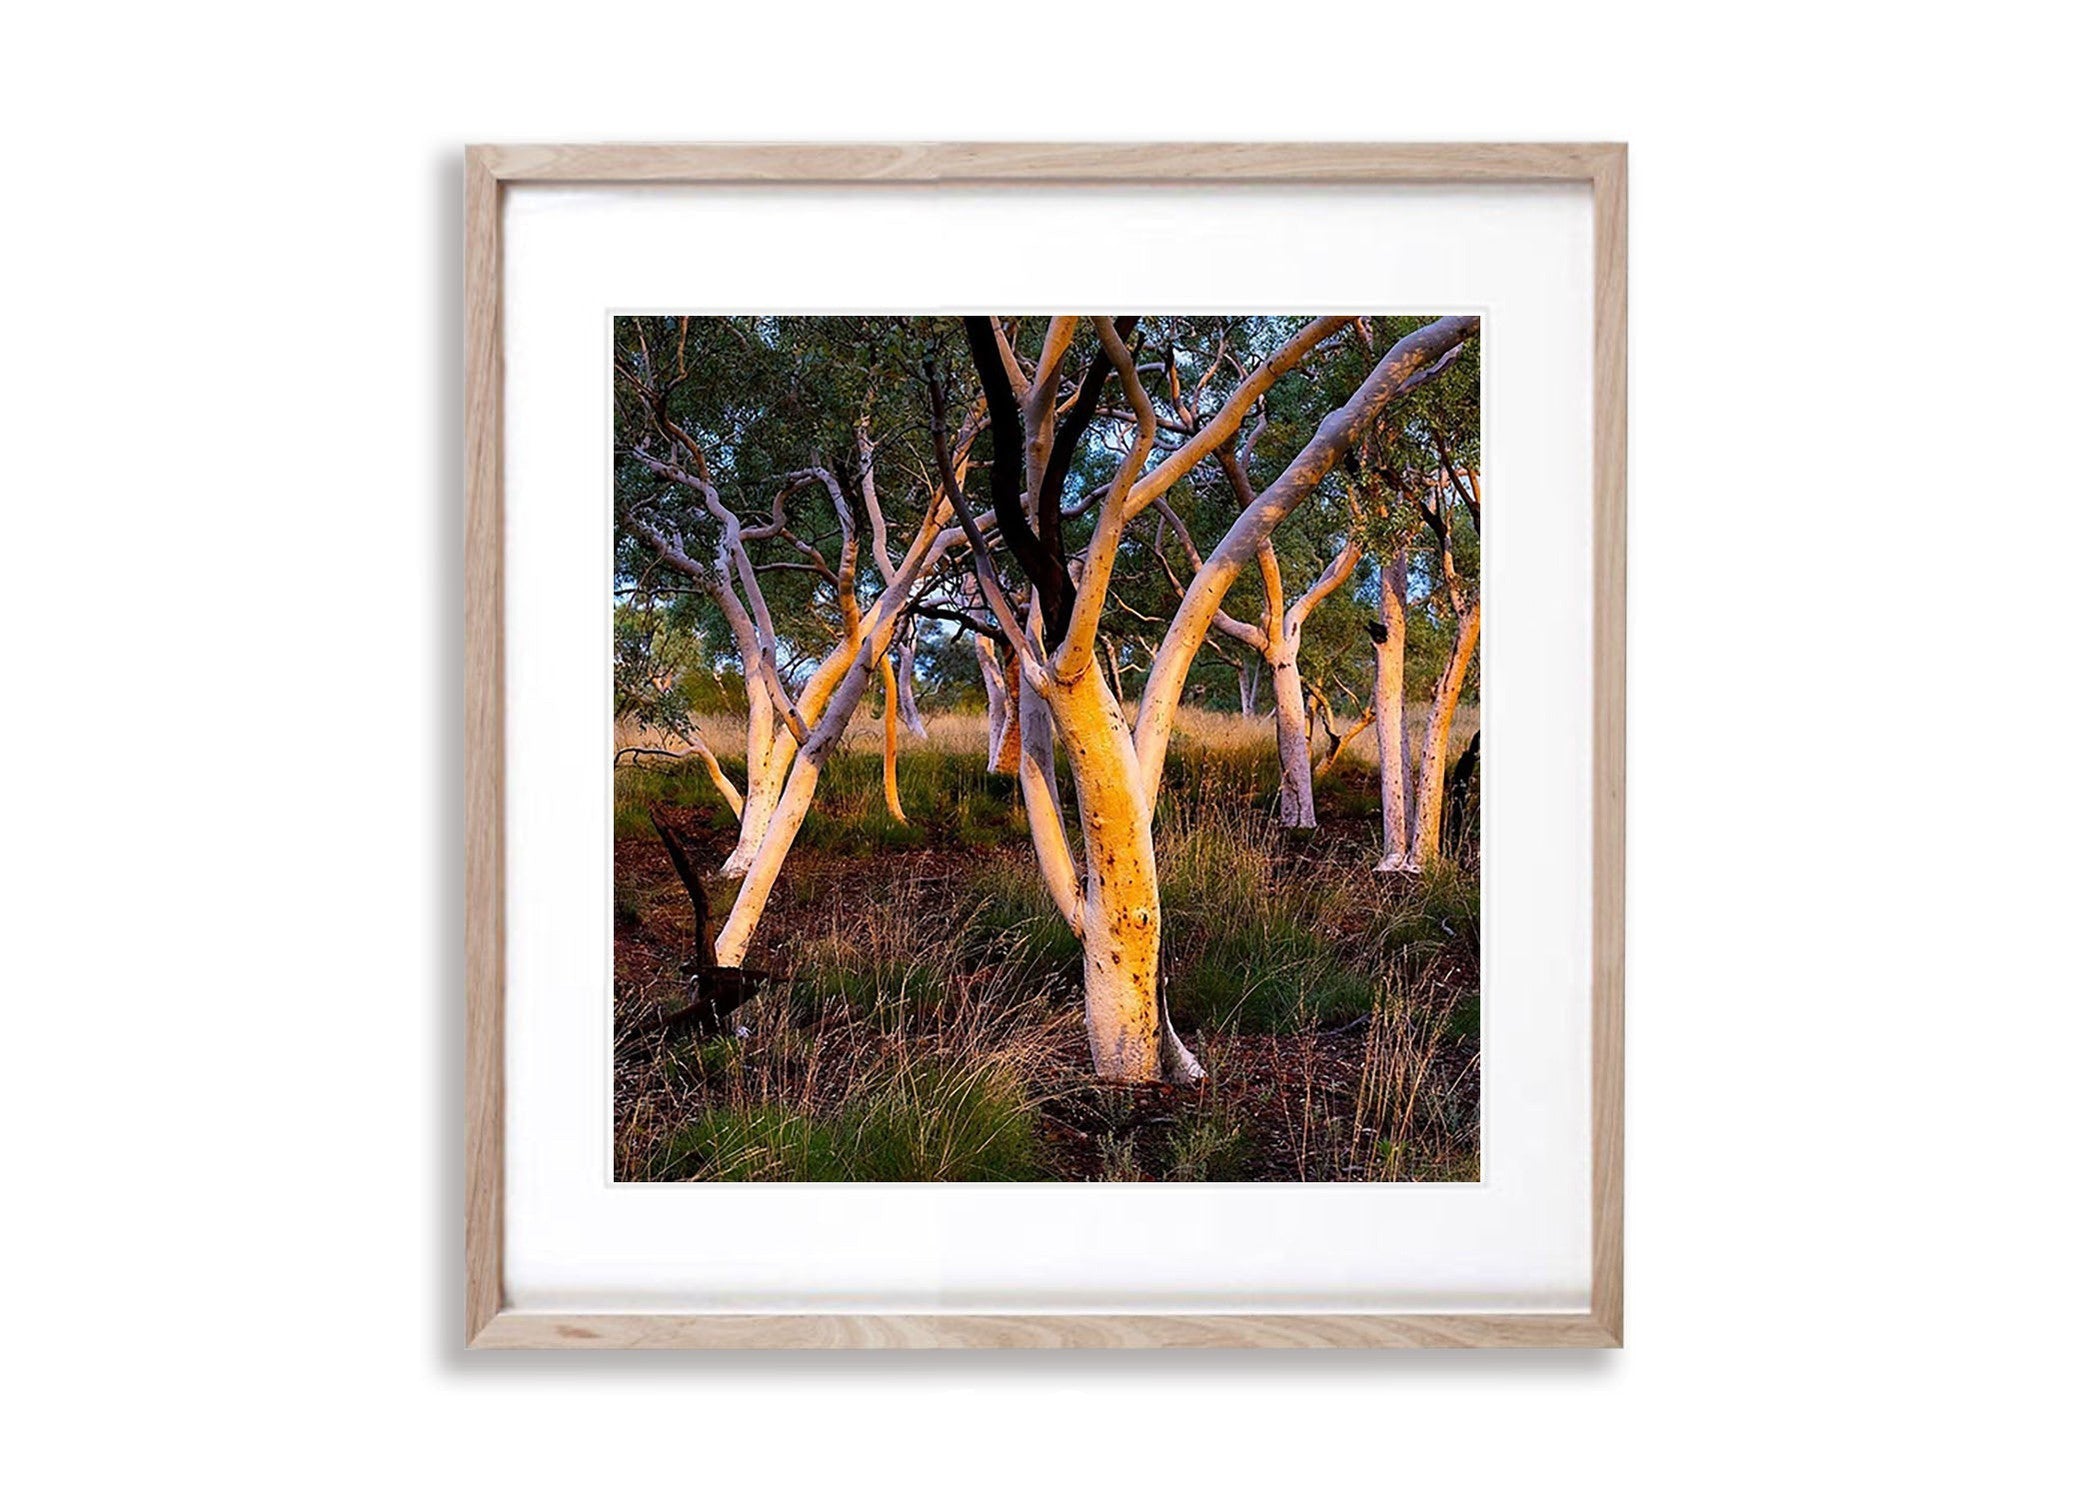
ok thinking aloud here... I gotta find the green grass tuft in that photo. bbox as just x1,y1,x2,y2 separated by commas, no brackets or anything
654,1059,1042,1182
1164,1116,1253,1181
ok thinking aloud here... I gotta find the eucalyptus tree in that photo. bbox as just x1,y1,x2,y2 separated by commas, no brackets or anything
930,314,1478,1080
615,316,977,879
1341,333,1482,872
616,313,1477,1085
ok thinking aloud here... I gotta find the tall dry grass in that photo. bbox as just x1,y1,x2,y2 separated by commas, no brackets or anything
618,702,1479,773
615,720,1483,1183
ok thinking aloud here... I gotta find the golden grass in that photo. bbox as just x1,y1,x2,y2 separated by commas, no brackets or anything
617,702,1480,772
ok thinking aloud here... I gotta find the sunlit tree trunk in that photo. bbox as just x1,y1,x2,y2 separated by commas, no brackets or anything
943,314,1478,1083
1371,561,1414,873
1202,438,1362,831
1038,657,1202,1082
724,729,788,876
1018,639,1063,818
719,628,789,876
1133,318,1478,809
1403,600,1480,872
879,653,907,823
714,580,940,965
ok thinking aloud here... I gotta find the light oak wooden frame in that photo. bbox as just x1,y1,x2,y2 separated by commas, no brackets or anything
465,142,1626,1350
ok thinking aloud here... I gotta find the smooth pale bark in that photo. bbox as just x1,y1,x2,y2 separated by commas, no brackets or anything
951,317,1468,1083
1034,656,1202,1082
1267,539,1360,830
1018,637,1063,818
879,653,907,824
1123,315,1357,522
714,624,899,965
713,515,968,965
1372,562,1415,873
1236,658,1259,717
612,508,818,877
1025,317,1467,1080
682,736,744,819
622,515,790,876
1403,600,1481,873
1014,660,1083,936
893,619,930,739
1134,316,1479,811
1271,642,1316,828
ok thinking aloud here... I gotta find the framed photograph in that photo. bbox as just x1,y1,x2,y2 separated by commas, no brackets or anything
466,143,1625,1348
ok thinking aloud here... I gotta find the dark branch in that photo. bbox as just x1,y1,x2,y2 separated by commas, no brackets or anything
962,316,1070,643
649,807,717,969
1036,315,1139,591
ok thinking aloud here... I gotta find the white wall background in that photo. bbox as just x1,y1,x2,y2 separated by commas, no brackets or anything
2,4,2092,1494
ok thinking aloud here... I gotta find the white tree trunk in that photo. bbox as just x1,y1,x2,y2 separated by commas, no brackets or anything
1403,600,1481,872
1372,563,1414,873
1236,658,1259,717
712,519,968,962
894,620,930,739
1269,629,1316,829
714,652,881,965
1134,317,1478,809
976,635,1022,774
1038,657,1203,1083
722,725,791,876
719,626,788,874
1018,665,1063,819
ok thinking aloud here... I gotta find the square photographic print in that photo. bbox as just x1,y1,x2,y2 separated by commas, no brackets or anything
612,314,1480,1183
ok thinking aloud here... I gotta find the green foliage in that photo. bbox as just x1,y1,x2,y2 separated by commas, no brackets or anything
612,314,1480,752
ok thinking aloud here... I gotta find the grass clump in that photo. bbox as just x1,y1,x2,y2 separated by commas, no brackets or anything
655,1058,1042,1182
959,856,1082,981
782,940,946,1027
1152,791,1379,1034
1378,860,1481,958
1164,1117,1252,1181
1171,915,1377,1033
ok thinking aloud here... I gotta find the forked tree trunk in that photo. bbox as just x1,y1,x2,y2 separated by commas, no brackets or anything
1038,657,1203,1083
1236,658,1259,717
714,644,886,966
1371,563,1414,873
1403,600,1481,872
1264,540,1359,831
